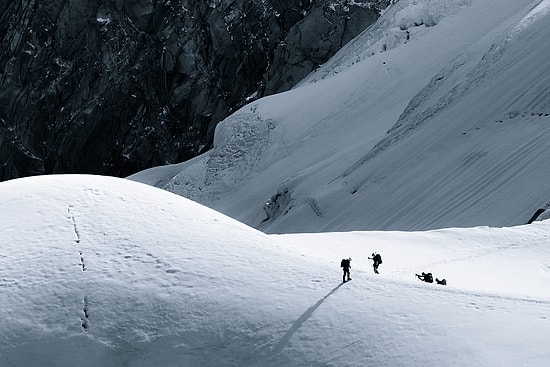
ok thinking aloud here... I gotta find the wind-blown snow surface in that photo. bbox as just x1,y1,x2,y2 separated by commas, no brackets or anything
1,175,550,366
131,0,550,234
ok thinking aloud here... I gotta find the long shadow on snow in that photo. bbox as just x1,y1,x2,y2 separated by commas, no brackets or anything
272,282,344,353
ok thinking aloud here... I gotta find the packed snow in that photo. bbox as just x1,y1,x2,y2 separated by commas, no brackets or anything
1,175,549,366
131,0,550,234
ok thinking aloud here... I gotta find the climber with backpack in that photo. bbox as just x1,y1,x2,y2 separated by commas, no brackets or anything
368,252,383,274
341,258,352,283
416,272,434,283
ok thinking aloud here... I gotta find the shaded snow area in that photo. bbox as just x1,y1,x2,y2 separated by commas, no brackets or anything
131,0,550,234
1,175,549,366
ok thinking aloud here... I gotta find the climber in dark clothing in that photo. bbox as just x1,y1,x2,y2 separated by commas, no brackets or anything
341,258,352,283
416,272,433,283
368,252,383,274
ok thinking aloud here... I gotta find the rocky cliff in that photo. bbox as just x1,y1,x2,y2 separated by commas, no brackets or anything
0,0,390,180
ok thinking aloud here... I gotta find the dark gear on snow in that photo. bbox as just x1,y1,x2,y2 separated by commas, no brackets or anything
436,278,447,285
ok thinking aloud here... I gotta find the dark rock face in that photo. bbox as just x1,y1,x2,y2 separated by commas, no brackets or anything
0,0,390,181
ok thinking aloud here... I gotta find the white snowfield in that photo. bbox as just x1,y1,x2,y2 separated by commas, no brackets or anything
131,0,550,234
1,175,549,366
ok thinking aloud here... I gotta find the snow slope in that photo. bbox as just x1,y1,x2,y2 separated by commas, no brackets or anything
1,175,550,366
130,0,550,234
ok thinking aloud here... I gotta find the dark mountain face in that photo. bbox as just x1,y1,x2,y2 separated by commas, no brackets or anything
0,0,389,181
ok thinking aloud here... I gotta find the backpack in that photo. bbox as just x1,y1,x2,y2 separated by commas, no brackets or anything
341,259,350,268
425,273,433,283
376,254,382,264
436,278,447,285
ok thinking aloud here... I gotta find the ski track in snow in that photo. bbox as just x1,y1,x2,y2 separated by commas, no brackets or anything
67,205,90,333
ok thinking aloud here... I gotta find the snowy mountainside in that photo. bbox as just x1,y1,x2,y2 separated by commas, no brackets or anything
131,0,550,235
1,174,549,366
0,0,390,181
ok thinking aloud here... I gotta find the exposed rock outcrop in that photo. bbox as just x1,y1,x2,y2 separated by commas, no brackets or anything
0,0,390,180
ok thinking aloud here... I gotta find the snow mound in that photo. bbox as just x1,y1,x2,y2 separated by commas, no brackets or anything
2,175,550,366
0,175,318,366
